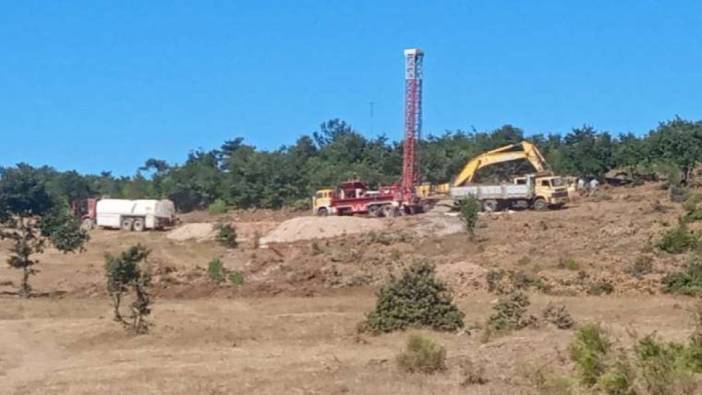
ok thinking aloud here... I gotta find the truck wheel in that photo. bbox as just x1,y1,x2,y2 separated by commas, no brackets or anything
133,218,145,232
382,205,397,218
316,207,328,217
121,218,134,231
533,198,547,211
368,205,381,217
482,200,498,212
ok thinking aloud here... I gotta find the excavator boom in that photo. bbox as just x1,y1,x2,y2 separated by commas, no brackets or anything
452,141,548,187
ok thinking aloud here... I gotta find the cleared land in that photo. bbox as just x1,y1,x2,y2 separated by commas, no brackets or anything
0,183,700,394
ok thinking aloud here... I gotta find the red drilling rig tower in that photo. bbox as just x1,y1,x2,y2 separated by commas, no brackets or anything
401,48,424,205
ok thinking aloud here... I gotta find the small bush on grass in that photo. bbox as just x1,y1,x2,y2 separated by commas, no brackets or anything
208,258,225,283
105,244,153,334
569,323,611,387
228,271,244,285
396,334,446,374
542,303,575,329
208,198,228,214
458,196,480,237
558,258,580,271
596,356,636,395
662,262,702,296
215,223,237,248
656,223,699,254
625,256,653,278
360,261,464,333
487,291,534,332
588,280,615,296
634,334,696,395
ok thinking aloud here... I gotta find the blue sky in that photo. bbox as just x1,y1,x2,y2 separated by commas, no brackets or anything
2,1,701,175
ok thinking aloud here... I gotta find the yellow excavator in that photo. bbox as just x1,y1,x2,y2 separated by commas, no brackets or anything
452,141,547,187
417,141,569,210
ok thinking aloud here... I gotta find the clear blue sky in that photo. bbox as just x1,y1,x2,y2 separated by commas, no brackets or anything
2,1,701,175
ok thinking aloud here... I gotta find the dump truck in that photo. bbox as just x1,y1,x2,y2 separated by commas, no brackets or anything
73,198,176,231
450,173,568,211
421,141,569,210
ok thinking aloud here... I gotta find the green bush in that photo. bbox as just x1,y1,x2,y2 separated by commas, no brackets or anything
634,335,695,395
208,198,228,214
396,334,447,374
487,291,534,332
458,196,480,237
569,323,611,387
662,262,702,296
207,258,225,283
228,271,244,286
360,261,464,333
215,223,237,248
656,223,699,254
558,258,580,271
597,356,636,395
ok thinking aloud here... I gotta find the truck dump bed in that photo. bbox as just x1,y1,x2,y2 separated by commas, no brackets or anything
450,183,532,200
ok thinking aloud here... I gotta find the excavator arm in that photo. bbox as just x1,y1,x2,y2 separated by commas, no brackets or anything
452,141,548,187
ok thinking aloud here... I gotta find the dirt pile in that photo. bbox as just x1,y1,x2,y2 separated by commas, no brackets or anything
259,216,385,245
167,223,216,242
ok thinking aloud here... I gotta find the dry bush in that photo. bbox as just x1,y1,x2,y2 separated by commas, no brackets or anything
396,334,446,374
542,303,575,329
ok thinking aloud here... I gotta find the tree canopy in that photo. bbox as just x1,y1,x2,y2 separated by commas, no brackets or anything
3,117,702,212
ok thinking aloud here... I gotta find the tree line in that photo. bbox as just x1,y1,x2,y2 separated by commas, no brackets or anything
2,117,702,212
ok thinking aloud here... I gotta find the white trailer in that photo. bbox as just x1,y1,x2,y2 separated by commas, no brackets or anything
96,199,176,231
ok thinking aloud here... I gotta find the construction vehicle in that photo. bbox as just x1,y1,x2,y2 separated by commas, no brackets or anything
312,48,426,217
436,141,569,210
72,198,176,231
313,180,405,217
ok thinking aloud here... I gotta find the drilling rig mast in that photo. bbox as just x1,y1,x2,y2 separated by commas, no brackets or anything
401,48,423,202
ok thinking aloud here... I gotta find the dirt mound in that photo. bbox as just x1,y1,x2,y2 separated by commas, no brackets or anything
167,223,216,242
260,216,385,245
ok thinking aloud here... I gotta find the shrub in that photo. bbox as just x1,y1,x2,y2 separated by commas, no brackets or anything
588,280,615,296
487,291,534,332
558,258,580,271
458,196,480,237
662,262,702,296
634,334,695,395
656,223,699,254
569,323,611,387
625,256,653,278
682,193,702,223
597,356,636,395
207,258,225,283
105,244,153,334
396,334,446,374
542,303,575,329
360,261,465,333
215,223,237,248
208,198,228,214
228,271,244,286
458,357,487,386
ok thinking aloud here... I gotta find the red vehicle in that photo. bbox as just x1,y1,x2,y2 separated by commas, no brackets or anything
313,180,423,217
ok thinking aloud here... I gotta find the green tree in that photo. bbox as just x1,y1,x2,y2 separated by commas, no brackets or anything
646,117,702,185
0,165,89,297
105,244,152,334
